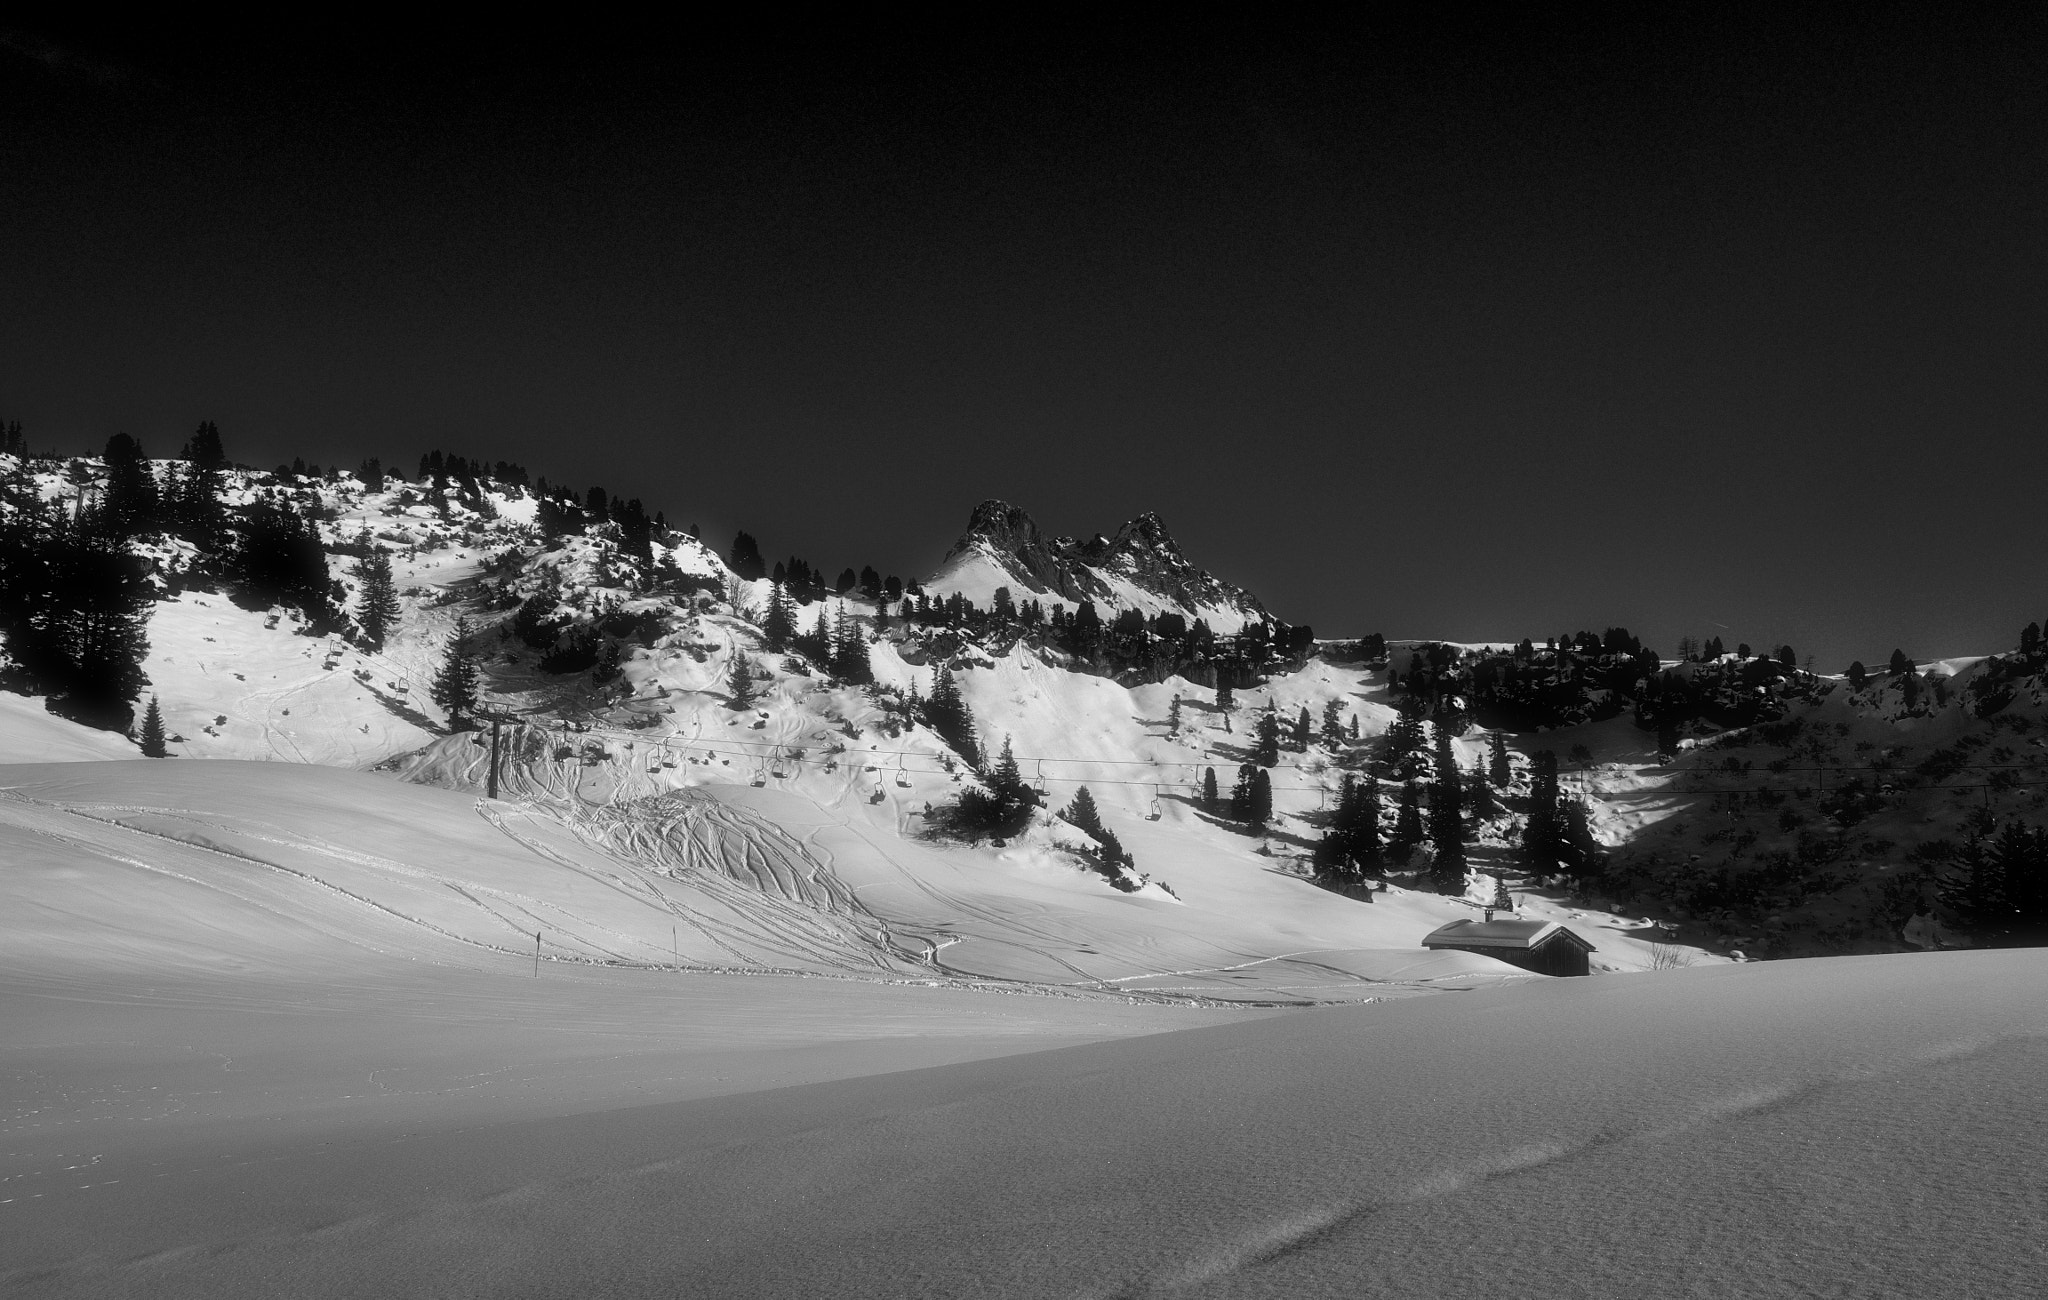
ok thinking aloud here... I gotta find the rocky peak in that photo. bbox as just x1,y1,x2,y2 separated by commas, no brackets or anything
932,500,1270,626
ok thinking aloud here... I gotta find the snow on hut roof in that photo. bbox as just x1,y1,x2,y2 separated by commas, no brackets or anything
1422,918,1595,952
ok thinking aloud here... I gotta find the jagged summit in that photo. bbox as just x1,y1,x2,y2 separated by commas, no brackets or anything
931,499,1271,630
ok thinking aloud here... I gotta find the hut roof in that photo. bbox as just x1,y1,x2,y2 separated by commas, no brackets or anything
1421,918,1595,952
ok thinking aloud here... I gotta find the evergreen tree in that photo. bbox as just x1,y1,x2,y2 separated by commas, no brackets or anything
1388,781,1423,864
1215,677,1234,713
1520,750,1563,879
169,458,226,551
4,509,154,727
1889,648,1913,676
726,649,756,709
1488,730,1511,788
990,735,1031,805
1320,698,1345,747
1254,704,1282,767
1249,769,1273,829
1229,764,1256,821
351,548,401,649
1556,797,1603,890
1381,699,1427,779
727,531,766,581
233,503,339,628
100,433,160,538
835,567,857,595
180,420,226,473
762,582,796,651
1944,821,2048,945
1315,774,1380,880
1846,660,1868,690
2023,623,2043,657
430,617,480,729
139,695,168,757
1488,874,1514,914
1466,762,1499,818
924,666,981,767
1168,694,1182,731
1201,766,1219,813
1293,705,1313,752
832,605,873,685
1063,785,1106,839
1428,728,1466,891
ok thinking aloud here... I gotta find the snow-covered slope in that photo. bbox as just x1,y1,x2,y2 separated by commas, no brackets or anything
924,499,1271,631
10,941,2044,1298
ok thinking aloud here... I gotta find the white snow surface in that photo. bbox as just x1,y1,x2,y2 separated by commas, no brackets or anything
7,895,2043,1298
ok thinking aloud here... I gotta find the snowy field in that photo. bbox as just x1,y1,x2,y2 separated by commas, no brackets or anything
3,756,2044,1296
7,933,2043,1297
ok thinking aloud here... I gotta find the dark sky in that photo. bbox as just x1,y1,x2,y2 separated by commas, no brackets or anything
5,12,2045,670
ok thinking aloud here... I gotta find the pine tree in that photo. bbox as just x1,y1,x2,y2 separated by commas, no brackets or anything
1215,677,1234,713
1520,750,1563,879
1428,728,1466,892
430,617,480,730
1063,785,1107,839
181,421,227,473
139,695,168,757
1557,797,1603,890
727,531,766,581
1889,648,1912,676
1168,694,1182,731
1293,705,1313,752
924,666,981,767
1464,761,1497,818
1249,769,1273,829
1254,704,1282,767
1846,660,1868,690
1201,766,1219,813
101,433,161,539
762,582,795,651
1388,781,1423,864
2024,623,2044,657
727,649,756,710
1320,698,1345,747
824,605,867,684
1488,730,1511,787
1230,764,1256,821
1488,874,1513,914
352,548,400,650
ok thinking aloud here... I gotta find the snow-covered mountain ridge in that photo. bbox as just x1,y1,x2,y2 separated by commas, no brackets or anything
7,443,2046,969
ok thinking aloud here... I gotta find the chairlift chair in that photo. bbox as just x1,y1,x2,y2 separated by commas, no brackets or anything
895,754,912,788
1146,783,1163,821
750,763,768,788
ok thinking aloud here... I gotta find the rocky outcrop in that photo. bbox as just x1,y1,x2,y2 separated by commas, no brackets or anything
936,499,1270,625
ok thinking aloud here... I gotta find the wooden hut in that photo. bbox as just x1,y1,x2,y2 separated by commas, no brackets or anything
1421,918,1595,977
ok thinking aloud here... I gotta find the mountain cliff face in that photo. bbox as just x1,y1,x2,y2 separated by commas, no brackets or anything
926,500,1272,630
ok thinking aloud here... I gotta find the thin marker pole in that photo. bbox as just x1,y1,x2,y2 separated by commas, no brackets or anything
533,930,540,978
